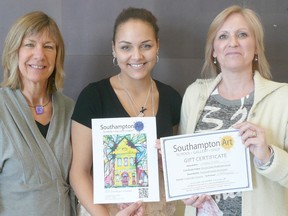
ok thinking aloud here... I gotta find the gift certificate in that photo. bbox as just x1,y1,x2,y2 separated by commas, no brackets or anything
160,129,253,201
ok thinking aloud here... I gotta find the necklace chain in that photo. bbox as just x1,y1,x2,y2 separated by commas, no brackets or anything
117,74,154,117
28,99,50,108
28,98,51,115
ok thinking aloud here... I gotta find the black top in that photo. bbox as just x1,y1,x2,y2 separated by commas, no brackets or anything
72,78,182,138
36,121,49,138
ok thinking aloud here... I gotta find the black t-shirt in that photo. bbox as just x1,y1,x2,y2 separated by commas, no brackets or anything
72,78,182,138
36,121,49,138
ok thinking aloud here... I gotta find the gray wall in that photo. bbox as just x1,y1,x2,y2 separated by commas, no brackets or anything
0,0,287,100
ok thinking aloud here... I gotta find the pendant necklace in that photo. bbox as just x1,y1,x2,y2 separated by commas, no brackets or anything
118,74,154,117
28,98,51,115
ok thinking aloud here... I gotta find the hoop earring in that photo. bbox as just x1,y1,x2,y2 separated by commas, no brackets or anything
156,55,159,63
213,57,217,64
113,57,118,66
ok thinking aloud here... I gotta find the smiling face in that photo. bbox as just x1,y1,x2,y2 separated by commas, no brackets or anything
18,30,57,88
113,19,159,80
213,13,256,73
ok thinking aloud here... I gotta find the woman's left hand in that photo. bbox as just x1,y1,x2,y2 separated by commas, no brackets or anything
117,201,144,216
233,121,271,164
118,203,130,210
155,139,163,170
155,139,162,154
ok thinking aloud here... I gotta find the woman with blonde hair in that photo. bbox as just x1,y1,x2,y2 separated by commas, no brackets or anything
180,5,288,216
0,11,76,216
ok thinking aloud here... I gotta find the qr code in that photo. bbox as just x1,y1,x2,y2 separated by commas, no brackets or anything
138,188,149,199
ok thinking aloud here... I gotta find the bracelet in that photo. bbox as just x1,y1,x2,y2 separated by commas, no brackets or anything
254,146,274,170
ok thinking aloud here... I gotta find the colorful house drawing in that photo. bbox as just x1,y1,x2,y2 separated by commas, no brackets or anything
112,137,138,187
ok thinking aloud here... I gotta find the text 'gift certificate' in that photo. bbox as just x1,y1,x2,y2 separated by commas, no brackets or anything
160,129,253,201
92,117,159,204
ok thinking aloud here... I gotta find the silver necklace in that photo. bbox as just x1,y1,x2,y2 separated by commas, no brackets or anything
117,74,154,117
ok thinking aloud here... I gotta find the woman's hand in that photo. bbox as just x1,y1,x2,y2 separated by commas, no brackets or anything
233,121,271,163
155,139,162,154
116,201,144,216
117,203,130,210
155,139,163,170
182,195,212,208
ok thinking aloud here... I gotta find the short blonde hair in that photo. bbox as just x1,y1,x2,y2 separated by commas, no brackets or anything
201,5,271,79
1,11,65,93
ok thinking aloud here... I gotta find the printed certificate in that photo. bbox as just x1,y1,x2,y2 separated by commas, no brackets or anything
160,129,253,201
92,117,159,204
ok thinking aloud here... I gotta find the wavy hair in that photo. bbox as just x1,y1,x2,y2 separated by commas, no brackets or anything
1,11,65,93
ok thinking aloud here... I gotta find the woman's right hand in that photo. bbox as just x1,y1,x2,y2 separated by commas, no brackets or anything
116,201,144,216
182,195,211,208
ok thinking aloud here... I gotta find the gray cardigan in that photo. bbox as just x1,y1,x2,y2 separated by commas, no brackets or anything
0,88,76,216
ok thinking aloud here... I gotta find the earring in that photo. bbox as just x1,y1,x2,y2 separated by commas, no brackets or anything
156,55,159,63
213,57,217,64
113,57,118,66
254,55,258,62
